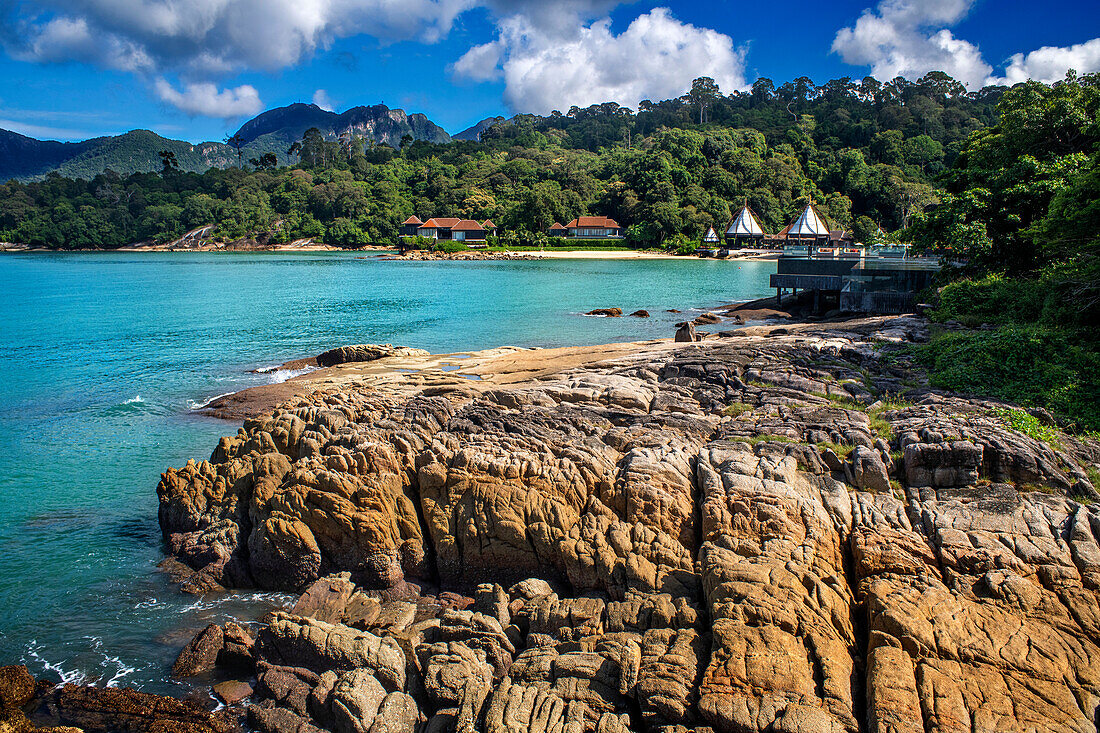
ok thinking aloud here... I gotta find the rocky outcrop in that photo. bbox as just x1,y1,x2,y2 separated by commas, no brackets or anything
156,316,1100,733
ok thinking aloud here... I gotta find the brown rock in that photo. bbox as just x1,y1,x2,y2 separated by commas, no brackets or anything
38,683,229,733
628,311,650,318
0,666,35,709
213,682,254,707
172,624,224,678
586,308,623,317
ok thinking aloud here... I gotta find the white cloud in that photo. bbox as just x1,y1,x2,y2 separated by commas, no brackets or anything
986,38,1100,86
0,118,94,140
454,7,746,114
7,0,476,75
154,78,263,118
832,0,991,88
312,89,335,112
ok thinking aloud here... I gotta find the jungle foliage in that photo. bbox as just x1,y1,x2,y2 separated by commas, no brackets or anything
2,71,1008,250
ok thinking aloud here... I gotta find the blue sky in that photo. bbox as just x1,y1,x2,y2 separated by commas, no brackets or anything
1,0,1098,143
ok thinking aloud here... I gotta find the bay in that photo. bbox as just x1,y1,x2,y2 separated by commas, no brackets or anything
0,251,775,694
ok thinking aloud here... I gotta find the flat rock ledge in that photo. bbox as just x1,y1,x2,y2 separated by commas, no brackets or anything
29,315,1100,733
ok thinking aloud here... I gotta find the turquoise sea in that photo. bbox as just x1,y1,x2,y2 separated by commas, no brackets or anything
0,251,775,694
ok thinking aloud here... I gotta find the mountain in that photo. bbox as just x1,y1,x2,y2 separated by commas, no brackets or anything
0,102,453,182
454,116,508,141
233,102,452,151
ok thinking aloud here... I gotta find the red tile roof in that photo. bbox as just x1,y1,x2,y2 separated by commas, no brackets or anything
402,216,423,225
482,220,496,229
419,218,462,229
451,219,486,231
566,216,620,229
549,222,567,230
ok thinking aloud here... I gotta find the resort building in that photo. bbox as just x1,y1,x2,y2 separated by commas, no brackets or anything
401,217,497,242
702,226,720,244
777,202,830,245
548,222,568,237
724,204,766,248
565,216,622,239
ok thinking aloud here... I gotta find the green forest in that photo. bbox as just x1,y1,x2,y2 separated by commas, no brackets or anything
1,72,1010,251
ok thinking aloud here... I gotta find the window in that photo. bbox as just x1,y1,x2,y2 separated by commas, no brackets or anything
454,231,465,241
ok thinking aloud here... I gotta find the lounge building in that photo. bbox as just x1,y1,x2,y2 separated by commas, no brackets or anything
777,202,830,246
402,217,497,243
724,204,766,248
400,216,424,237
548,223,568,238
565,216,622,239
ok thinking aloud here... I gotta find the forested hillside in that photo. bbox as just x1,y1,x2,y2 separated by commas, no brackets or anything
0,72,1084,253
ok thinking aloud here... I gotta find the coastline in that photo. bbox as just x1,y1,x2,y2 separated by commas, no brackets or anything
1,242,781,261
6,305,1100,733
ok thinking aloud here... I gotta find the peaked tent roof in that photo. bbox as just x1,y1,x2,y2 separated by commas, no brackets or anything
784,203,830,237
703,226,719,242
726,205,764,237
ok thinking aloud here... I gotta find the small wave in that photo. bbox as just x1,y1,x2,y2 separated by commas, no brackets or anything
134,597,161,610
123,396,145,404
180,590,296,614
187,392,235,411
267,366,317,384
23,641,87,685
86,637,136,687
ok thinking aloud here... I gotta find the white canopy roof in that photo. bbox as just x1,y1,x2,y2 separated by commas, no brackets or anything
703,226,719,242
786,203,829,237
726,206,764,237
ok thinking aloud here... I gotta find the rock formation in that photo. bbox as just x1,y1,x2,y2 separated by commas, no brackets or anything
150,316,1100,733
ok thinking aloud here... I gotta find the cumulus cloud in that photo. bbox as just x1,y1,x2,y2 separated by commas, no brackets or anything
312,89,336,112
454,7,746,113
5,0,475,76
986,38,1100,86
154,78,263,118
832,0,990,88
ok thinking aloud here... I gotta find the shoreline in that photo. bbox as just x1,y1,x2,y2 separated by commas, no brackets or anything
195,294,802,420
1,243,781,261
7,306,1100,733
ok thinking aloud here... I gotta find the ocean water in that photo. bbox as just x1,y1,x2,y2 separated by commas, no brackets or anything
0,251,775,694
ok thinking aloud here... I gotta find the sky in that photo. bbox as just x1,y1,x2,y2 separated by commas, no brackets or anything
1,0,1099,143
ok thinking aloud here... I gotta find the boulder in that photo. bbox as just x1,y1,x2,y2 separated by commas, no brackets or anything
586,308,623,318
628,311,650,318
213,681,254,706
673,322,697,343
172,624,224,678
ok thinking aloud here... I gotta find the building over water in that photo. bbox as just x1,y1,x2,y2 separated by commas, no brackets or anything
724,204,766,248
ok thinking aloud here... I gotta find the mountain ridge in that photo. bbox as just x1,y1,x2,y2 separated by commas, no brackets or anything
1,102,457,181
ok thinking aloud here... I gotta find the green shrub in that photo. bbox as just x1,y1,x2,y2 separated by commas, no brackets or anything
930,275,1045,326
991,408,1061,445
434,241,468,253
918,325,1100,431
